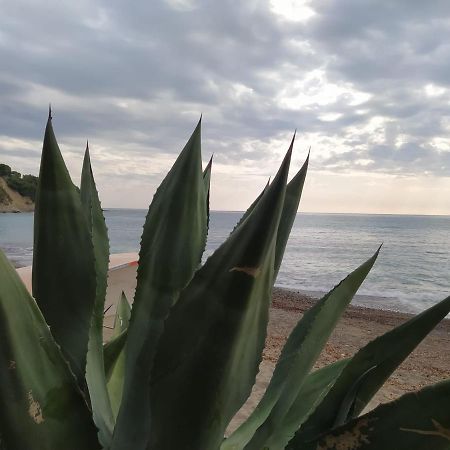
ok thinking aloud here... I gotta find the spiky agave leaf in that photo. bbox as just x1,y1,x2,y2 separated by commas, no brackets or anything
230,135,308,281
289,294,450,446
203,154,213,229
223,248,379,450
81,143,114,447
296,378,450,450
111,119,208,450
32,115,96,388
222,363,349,450
106,293,131,420
0,250,100,450
267,359,349,450
148,145,292,450
274,148,309,278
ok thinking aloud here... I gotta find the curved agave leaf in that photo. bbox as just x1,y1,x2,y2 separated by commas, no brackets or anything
222,362,348,450
106,293,131,419
112,119,208,450
203,155,213,229
274,148,309,278
32,115,97,387
148,146,292,450
104,331,127,381
296,379,450,450
81,143,114,446
103,294,131,380
290,294,450,446
236,249,379,450
230,136,307,280
0,250,100,450
264,359,349,450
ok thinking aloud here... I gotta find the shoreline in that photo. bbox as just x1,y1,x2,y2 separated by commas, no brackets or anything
272,286,450,329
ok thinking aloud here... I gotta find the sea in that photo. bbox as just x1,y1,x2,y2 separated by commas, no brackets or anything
0,209,449,314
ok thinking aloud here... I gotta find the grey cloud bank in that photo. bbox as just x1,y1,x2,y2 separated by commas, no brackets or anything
1,0,450,213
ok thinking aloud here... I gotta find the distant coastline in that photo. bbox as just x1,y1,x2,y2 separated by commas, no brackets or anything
0,164,37,213
0,178,34,213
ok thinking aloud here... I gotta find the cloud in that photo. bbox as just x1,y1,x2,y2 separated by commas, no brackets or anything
0,0,449,211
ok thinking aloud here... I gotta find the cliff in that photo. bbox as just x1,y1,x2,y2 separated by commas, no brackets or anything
0,177,35,213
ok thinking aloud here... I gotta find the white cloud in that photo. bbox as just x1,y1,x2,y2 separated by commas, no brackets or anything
1,0,450,213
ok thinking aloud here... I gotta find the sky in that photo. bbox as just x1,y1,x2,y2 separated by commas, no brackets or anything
1,0,450,214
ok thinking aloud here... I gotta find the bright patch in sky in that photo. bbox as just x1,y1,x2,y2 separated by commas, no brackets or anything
424,83,446,97
277,70,371,109
270,0,316,22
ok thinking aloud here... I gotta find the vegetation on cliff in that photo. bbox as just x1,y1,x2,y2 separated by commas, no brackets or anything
0,164,38,201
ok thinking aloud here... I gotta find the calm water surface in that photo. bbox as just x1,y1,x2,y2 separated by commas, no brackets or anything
0,210,449,313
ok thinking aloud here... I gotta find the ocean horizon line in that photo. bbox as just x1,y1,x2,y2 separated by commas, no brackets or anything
100,207,450,218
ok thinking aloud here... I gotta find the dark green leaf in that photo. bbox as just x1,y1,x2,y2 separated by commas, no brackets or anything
223,360,348,450
266,359,349,450
0,249,100,450
81,143,114,446
203,155,213,230
291,295,450,446
32,116,97,387
297,379,450,450
112,119,208,450
106,293,131,420
274,147,309,278
104,331,127,381
148,146,292,450
243,248,380,450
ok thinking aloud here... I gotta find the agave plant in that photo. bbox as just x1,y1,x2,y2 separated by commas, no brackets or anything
0,112,449,450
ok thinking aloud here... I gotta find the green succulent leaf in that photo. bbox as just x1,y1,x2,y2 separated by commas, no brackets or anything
32,116,97,387
235,248,379,450
265,359,349,450
113,292,132,336
81,143,114,446
297,379,450,450
148,146,292,450
106,293,131,420
0,249,100,450
290,294,450,446
104,331,127,381
274,148,309,278
231,136,307,281
103,293,131,381
203,155,213,229
112,119,208,450
222,362,347,450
